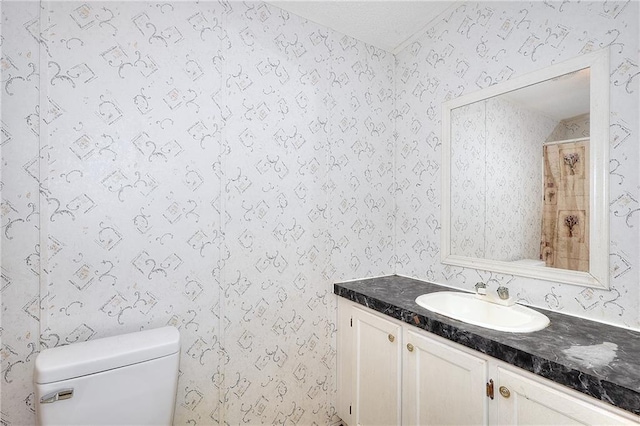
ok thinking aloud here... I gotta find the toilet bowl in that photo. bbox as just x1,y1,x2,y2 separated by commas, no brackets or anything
34,326,180,426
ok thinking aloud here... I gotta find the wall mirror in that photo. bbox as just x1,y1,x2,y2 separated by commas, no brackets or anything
441,48,610,289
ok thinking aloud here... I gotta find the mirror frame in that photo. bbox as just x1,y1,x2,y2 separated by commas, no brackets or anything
441,48,610,289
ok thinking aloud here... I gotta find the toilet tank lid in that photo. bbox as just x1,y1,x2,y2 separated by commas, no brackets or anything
35,326,180,384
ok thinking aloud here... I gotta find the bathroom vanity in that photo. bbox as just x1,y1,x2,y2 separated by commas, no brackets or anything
335,276,640,425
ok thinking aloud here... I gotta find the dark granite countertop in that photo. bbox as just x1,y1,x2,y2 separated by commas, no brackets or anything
334,275,640,417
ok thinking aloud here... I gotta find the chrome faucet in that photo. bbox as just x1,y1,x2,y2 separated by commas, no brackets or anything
496,285,510,300
475,281,514,306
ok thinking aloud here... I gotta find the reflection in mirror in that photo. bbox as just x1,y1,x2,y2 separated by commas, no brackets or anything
450,69,590,272
442,49,609,289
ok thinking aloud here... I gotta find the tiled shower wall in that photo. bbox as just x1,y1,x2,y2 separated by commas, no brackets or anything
395,1,640,328
0,1,394,424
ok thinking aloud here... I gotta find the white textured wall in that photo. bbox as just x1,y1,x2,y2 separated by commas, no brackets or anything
1,2,43,423
0,2,394,424
395,1,639,327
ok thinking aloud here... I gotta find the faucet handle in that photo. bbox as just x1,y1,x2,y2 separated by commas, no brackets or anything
497,286,510,300
475,282,487,295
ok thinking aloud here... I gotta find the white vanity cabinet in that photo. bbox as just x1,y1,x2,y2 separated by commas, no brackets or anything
336,297,639,426
402,328,488,425
351,305,403,426
495,365,638,425
337,297,487,425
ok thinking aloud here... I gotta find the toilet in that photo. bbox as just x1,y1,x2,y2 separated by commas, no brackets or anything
34,326,180,425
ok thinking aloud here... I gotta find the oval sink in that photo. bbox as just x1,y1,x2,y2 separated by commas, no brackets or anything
415,291,550,333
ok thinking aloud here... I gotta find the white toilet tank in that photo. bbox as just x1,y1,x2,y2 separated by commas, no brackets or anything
34,326,180,426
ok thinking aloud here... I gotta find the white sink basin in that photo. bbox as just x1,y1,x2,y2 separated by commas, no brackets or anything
415,291,550,333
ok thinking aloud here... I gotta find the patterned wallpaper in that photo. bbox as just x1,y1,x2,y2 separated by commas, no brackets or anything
395,1,639,327
547,112,591,142
484,96,556,262
1,2,42,423
450,96,556,261
450,100,487,259
1,1,638,425
0,1,394,424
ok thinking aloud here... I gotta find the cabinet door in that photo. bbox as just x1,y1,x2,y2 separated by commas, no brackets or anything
352,306,402,426
496,366,636,425
403,329,488,426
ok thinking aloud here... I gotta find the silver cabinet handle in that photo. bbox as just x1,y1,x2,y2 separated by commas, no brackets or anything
40,388,74,404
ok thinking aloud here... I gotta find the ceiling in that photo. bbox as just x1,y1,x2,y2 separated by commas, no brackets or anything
265,1,458,54
264,1,589,121
502,68,590,121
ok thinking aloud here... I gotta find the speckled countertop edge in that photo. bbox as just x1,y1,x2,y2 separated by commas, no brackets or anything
334,275,640,416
